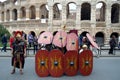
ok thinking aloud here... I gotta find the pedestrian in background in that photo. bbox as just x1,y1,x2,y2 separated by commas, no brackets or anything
9,31,15,49
33,34,38,54
22,31,27,41
28,31,34,47
108,35,117,55
118,36,120,49
81,37,90,49
1,34,8,52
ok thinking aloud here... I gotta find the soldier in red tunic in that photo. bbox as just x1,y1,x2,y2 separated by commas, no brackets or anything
11,31,27,75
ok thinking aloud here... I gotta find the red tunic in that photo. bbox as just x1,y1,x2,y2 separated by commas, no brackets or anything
9,37,14,48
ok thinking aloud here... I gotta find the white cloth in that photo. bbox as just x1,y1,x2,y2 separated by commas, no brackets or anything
79,49,83,54
119,36,120,42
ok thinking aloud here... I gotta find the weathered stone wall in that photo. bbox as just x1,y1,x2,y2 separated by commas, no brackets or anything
0,0,120,44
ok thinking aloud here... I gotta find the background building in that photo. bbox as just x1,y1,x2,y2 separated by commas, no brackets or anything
0,0,120,45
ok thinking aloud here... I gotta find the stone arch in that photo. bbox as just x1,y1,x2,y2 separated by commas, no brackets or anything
80,31,89,37
111,3,119,23
29,5,36,19
1,11,4,21
96,2,106,21
6,10,10,21
29,31,36,37
95,32,104,46
81,3,91,20
53,3,62,19
20,7,26,19
79,31,89,47
12,9,17,20
66,2,76,19
110,32,119,38
40,4,49,19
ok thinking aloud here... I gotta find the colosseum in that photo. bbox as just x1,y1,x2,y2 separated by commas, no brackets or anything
0,0,120,45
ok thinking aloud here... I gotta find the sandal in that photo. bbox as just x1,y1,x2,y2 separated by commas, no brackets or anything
20,70,23,75
11,69,15,74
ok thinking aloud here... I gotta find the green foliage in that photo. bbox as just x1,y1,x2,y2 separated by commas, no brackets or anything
0,24,11,41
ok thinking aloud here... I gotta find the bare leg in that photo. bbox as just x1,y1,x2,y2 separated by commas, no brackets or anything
11,60,16,74
19,60,23,75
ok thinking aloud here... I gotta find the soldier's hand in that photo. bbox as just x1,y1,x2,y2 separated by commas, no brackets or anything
24,53,27,58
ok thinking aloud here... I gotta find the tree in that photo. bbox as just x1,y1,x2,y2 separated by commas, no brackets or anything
0,24,11,41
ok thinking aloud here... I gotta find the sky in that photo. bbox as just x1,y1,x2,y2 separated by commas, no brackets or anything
0,0,7,2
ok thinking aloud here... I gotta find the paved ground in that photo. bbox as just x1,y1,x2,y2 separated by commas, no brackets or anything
0,57,120,80
0,48,120,80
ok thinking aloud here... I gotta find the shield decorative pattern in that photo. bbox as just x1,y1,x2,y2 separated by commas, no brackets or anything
52,30,67,48
48,49,64,77
79,50,93,76
66,33,78,51
86,33,99,49
35,50,49,77
38,31,53,45
64,51,78,76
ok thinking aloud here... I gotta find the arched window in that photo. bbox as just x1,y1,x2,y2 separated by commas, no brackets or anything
96,2,106,21
53,3,62,19
110,32,119,45
80,31,89,37
110,32,119,38
81,3,91,20
1,12,4,21
66,2,76,19
40,4,49,19
95,32,104,46
6,10,10,21
13,9,17,20
111,4,119,23
20,7,26,19
29,6,36,19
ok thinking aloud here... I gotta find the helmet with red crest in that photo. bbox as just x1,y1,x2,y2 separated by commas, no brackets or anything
14,31,22,38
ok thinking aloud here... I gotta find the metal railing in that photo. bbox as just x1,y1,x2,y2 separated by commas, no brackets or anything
98,44,120,55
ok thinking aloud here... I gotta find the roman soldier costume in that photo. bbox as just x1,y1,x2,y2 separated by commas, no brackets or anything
11,31,27,75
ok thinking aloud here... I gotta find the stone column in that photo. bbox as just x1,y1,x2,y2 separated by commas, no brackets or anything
17,0,21,5
48,6,53,31
36,7,40,20
76,5,81,29
26,8,30,20
4,11,7,22
4,3,7,22
10,0,13,7
105,28,111,44
39,9,41,19
91,4,96,28
91,3,96,36
0,13,2,22
106,4,111,27
62,2,67,26
105,4,111,44
10,10,13,21
17,9,21,21
119,6,120,23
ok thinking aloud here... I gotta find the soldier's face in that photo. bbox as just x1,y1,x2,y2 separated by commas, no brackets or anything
16,37,21,40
